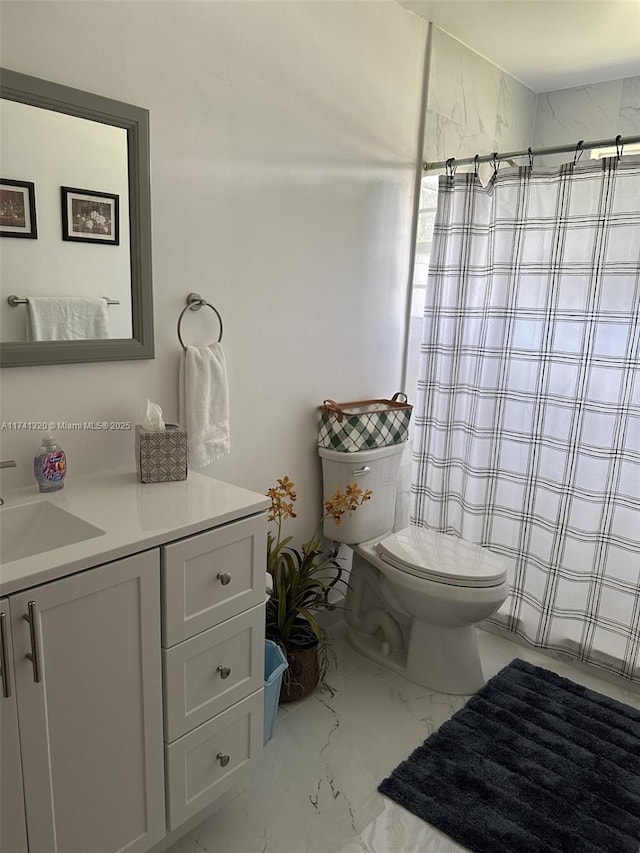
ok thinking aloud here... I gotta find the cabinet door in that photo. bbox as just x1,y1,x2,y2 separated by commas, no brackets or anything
0,598,28,853
11,550,165,853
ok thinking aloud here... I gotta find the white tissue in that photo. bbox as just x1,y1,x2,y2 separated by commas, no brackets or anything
141,399,165,431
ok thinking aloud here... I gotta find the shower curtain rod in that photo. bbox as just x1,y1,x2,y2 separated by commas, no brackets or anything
423,133,640,173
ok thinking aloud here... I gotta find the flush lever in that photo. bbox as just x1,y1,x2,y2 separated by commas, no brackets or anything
352,466,371,477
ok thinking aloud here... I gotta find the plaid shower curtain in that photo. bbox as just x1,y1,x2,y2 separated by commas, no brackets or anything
411,155,640,682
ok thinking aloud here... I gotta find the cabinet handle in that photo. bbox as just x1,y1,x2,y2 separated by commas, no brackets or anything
217,665,231,679
216,752,230,767
23,601,43,683
0,612,12,698
216,572,231,586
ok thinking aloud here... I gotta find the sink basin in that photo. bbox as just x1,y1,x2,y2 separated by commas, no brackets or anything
0,501,105,563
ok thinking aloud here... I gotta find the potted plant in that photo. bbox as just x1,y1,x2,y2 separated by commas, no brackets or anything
265,475,372,702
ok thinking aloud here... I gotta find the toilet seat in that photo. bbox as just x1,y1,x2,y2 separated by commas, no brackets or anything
375,526,507,588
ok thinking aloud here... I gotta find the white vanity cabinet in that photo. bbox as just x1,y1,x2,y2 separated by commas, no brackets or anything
0,550,165,853
161,514,266,830
0,471,269,853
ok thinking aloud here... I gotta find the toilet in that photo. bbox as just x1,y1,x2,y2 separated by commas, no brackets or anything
318,443,509,694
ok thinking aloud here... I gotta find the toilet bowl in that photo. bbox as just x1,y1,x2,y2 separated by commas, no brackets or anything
319,444,509,694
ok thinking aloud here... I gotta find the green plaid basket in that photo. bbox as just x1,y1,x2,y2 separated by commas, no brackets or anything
318,393,412,452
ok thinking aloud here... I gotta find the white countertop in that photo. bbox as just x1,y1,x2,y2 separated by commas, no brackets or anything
0,469,270,596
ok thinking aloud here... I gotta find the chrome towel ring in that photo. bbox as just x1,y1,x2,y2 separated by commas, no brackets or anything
177,292,223,351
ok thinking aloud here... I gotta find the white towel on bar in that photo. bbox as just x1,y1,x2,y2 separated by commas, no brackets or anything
180,343,230,468
27,297,109,340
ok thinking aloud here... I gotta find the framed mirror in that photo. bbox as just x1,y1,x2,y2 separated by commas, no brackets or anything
0,68,154,367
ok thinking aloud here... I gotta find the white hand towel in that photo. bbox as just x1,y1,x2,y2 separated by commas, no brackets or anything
180,343,230,468
27,297,109,341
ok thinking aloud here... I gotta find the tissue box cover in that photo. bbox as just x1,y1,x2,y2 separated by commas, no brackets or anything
135,424,187,483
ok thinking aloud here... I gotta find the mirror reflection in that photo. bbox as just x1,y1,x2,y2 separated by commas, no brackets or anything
0,67,153,368
1,100,133,342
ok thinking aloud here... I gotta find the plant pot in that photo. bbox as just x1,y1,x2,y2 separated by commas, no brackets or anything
280,642,320,703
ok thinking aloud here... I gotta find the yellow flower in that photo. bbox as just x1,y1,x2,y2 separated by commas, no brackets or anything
278,476,297,499
323,483,372,526
267,477,298,522
267,476,371,540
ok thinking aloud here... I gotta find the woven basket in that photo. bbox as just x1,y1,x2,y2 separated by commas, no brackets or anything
280,644,320,703
318,392,412,452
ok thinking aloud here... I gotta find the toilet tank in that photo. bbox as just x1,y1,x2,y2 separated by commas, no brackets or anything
318,443,404,544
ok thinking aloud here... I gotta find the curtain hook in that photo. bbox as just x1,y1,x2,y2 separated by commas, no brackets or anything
492,152,499,176
445,157,456,179
573,140,584,164
473,154,480,179
528,146,534,168
615,134,623,159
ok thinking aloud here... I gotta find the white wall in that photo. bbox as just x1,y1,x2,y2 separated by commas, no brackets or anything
534,75,640,164
0,1,426,540
423,27,538,176
423,30,640,174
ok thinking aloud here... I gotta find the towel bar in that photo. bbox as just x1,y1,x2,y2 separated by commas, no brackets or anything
177,292,223,351
7,295,120,306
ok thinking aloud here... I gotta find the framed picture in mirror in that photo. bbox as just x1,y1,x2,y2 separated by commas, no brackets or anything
0,178,37,238
61,186,119,245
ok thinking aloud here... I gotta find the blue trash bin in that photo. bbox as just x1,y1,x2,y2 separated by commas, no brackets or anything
264,640,288,744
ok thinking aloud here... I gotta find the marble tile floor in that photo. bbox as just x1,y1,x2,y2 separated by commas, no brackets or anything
167,623,640,853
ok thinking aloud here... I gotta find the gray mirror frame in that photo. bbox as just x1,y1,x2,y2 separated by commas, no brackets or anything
0,68,154,367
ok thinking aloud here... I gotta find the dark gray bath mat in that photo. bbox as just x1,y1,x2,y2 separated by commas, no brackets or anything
379,658,640,853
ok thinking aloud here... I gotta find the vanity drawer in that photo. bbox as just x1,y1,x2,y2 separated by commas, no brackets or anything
163,604,265,742
162,515,266,645
165,690,263,830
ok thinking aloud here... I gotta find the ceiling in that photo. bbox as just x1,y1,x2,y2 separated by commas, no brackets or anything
396,0,640,92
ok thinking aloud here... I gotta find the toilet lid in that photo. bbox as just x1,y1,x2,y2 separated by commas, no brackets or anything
375,527,507,587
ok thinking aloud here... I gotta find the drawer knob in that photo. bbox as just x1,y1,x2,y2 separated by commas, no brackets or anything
216,571,231,586
216,752,230,767
217,665,231,679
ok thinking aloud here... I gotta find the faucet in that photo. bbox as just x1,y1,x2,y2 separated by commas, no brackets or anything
0,459,17,506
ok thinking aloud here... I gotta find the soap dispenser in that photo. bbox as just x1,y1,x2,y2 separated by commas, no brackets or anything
34,435,67,493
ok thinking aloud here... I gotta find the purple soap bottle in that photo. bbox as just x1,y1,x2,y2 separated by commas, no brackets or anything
34,435,67,493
